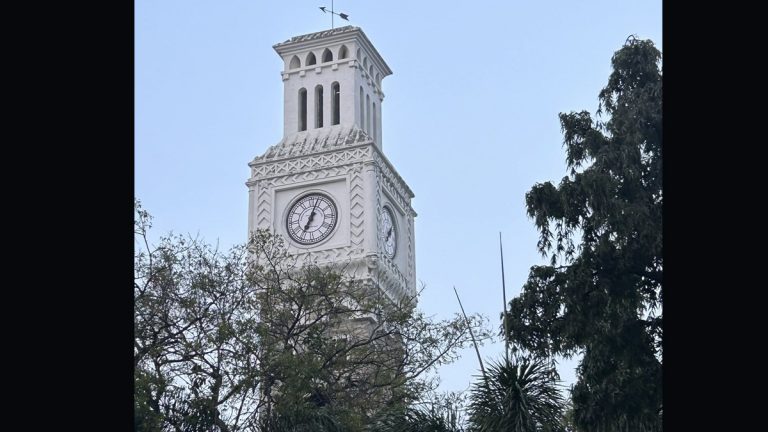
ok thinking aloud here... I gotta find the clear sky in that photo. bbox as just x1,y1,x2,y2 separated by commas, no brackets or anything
135,0,662,396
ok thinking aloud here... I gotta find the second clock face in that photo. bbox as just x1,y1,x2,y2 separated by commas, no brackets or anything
286,193,338,245
380,206,396,258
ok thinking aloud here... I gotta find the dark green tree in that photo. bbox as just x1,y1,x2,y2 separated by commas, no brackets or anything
504,36,662,432
466,355,566,432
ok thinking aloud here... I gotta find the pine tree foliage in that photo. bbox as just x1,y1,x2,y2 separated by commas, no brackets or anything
504,37,662,432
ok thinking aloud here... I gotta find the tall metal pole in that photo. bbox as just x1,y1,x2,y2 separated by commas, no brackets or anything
500,232,510,364
332,0,334,29
453,286,487,382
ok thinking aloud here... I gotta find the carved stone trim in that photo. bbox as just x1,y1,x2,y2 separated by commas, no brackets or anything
372,151,416,218
250,146,372,181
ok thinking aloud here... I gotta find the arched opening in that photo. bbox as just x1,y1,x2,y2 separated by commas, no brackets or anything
363,57,368,72
315,85,324,128
356,48,361,60
289,55,301,69
359,86,364,129
366,94,371,134
369,65,374,77
339,45,349,59
306,52,317,66
322,48,333,63
375,73,381,86
298,88,307,131
372,102,377,141
331,82,340,125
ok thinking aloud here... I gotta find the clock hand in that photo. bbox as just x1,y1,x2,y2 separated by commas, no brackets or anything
386,227,392,241
303,198,322,231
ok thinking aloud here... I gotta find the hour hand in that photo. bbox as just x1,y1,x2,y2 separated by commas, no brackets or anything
303,212,315,231
304,199,321,230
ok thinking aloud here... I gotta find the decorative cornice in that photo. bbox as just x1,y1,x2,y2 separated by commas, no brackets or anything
250,125,373,165
274,26,358,49
249,145,372,182
273,26,393,77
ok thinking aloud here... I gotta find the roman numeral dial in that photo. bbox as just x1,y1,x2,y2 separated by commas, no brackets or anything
285,193,338,245
379,206,397,258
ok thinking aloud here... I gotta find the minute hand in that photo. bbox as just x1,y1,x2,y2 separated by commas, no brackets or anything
303,198,322,231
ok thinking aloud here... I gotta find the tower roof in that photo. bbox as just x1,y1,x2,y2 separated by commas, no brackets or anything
274,25,359,47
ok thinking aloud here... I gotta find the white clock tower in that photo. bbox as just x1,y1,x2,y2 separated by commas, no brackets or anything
246,26,416,302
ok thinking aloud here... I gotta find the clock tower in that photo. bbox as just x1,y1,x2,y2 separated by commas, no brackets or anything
246,26,416,303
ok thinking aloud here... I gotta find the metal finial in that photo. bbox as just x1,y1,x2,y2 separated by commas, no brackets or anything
319,1,349,29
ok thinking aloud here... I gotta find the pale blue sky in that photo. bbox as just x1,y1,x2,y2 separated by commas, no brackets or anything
135,0,662,395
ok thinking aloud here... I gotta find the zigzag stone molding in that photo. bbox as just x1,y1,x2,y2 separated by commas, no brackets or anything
255,180,272,230
348,164,366,255
250,145,371,180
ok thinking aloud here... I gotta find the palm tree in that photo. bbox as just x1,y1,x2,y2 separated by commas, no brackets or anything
467,355,566,432
369,404,465,432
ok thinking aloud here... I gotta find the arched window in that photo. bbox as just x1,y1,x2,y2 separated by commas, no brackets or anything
289,55,300,69
359,86,364,129
356,48,361,60
366,94,371,134
372,102,377,141
331,82,340,126
369,65,374,77
322,48,333,63
375,73,381,86
339,45,349,59
306,52,316,66
315,85,324,128
298,88,307,131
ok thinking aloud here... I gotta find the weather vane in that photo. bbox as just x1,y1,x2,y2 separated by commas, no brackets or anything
319,1,349,29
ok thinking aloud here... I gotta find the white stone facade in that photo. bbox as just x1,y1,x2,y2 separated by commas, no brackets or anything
274,26,388,150
247,27,416,302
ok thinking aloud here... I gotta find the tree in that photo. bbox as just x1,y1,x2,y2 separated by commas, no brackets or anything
504,36,662,431
134,201,263,431
134,200,490,431
466,355,566,432
561,399,579,432
250,229,490,429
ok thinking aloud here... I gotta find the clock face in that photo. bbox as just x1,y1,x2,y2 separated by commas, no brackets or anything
380,206,396,258
285,193,338,245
